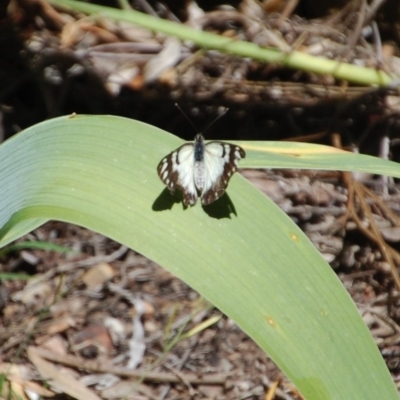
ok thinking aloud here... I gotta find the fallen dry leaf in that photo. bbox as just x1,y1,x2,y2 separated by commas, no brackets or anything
82,262,115,290
27,346,102,400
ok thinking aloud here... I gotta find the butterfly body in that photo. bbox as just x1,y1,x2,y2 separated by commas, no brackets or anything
157,133,245,206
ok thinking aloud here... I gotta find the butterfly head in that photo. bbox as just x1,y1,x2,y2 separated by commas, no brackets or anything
193,134,205,162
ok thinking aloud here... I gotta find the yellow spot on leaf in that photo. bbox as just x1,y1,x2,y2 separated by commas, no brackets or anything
265,316,276,327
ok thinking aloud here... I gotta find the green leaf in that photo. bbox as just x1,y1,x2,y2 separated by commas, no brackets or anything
0,115,397,399
0,272,32,281
241,140,400,176
0,241,72,258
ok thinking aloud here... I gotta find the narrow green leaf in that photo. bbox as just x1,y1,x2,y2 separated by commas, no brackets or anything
241,141,400,177
0,273,32,281
0,241,72,258
48,0,391,85
0,115,397,399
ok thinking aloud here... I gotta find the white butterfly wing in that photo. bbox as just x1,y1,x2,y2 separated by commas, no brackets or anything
201,142,245,205
202,142,227,191
157,143,198,206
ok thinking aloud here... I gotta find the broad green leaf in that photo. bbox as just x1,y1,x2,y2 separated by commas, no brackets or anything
0,115,398,399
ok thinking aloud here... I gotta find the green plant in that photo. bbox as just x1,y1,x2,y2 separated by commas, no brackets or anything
0,115,399,399
0,241,72,280
48,0,391,85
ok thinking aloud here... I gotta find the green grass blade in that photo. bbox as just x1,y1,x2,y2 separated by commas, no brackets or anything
0,115,397,399
0,272,32,280
240,141,400,176
0,241,72,258
48,0,391,85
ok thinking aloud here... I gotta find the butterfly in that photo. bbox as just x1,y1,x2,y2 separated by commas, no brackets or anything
157,133,245,206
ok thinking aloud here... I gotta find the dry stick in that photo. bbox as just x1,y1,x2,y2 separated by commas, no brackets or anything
326,1,358,27
262,375,295,400
342,269,377,280
371,21,383,68
276,0,299,27
377,135,391,196
265,379,280,400
331,132,355,230
348,176,400,290
338,172,355,228
31,347,227,385
348,198,400,266
341,0,367,61
377,331,400,347
135,0,158,16
354,180,393,258
363,185,400,228
332,134,400,288
365,0,388,27
33,245,129,285
360,187,400,265
158,335,201,399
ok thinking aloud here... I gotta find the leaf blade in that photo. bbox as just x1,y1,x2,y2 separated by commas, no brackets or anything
0,115,397,399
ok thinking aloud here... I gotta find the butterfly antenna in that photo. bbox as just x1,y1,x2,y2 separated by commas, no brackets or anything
175,103,198,133
203,107,229,134
175,103,229,134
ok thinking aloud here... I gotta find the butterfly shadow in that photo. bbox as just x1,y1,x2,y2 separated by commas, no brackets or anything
202,193,237,219
152,189,237,219
152,188,183,211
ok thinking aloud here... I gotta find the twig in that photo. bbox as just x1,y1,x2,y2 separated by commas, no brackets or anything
332,134,400,289
276,0,299,27
57,245,128,272
160,334,202,399
32,245,129,285
345,175,400,289
365,0,388,26
341,0,367,60
371,21,383,67
29,347,228,385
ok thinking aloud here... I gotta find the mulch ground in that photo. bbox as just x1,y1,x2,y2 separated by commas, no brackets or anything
2,0,400,399
1,219,291,400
